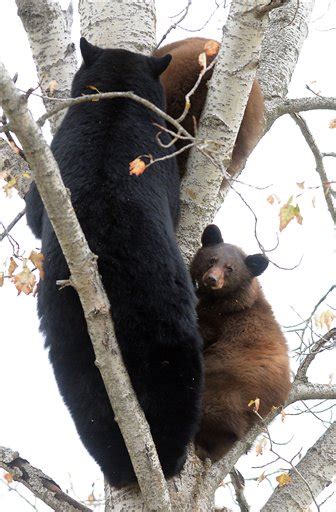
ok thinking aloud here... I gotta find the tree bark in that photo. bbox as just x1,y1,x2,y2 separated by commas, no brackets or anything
15,0,77,133
78,0,157,54
261,421,336,512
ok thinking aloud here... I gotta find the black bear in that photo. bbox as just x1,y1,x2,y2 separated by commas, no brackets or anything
25,38,203,487
154,37,265,177
190,225,290,461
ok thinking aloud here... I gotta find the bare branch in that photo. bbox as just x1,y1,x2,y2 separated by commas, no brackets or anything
0,61,171,512
0,446,92,512
266,95,336,126
291,113,336,225
0,208,26,242
230,468,250,512
296,328,336,382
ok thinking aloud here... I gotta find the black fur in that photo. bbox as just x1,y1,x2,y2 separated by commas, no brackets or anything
25,39,203,487
201,224,223,247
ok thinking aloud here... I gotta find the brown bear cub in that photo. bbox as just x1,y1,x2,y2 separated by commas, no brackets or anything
154,37,264,177
190,225,291,461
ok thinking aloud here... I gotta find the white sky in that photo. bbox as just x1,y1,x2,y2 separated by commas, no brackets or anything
0,1,335,511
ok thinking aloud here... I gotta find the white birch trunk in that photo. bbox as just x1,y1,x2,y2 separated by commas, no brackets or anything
261,421,336,512
16,0,77,133
78,0,156,54
177,0,269,263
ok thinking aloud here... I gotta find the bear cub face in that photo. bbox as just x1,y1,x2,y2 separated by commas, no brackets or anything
191,224,269,297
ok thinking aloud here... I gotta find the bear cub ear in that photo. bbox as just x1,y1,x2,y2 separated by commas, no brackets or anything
201,224,223,247
150,54,172,77
245,254,269,277
80,37,101,66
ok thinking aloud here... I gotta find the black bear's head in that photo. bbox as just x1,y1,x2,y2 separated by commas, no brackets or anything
190,224,269,296
71,37,172,101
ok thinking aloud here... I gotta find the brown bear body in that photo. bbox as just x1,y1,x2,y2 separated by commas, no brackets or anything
154,37,265,176
190,225,291,461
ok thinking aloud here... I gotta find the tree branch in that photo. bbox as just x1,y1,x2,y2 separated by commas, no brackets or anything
295,328,336,382
0,446,92,512
290,113,336,225
15,0,77,133
0,61,171,512
261,421,336,512
0,208,26,242
266,95,336,127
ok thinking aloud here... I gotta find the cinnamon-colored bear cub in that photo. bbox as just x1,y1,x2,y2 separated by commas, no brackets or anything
154,37,265,176
190,225,291,461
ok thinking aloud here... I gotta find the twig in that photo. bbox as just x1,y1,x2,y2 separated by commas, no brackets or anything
295,328,336,381
0,208,26,242
156,0,193,48
291,113,336,225
230,468,250,512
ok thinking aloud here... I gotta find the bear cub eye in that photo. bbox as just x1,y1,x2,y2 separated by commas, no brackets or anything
209,257,218,265
225,265,233,273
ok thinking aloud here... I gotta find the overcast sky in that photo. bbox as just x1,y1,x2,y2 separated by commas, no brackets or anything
0,1,335,510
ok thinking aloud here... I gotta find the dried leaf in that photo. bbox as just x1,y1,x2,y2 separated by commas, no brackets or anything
329,118,336,129
296,181,305,189
267,194,280,205
314,310,336,331
129,158,146,176
22,171,31,179
312,196,316,208
198,51,207,70
204,40,220,57
88,494,95,504
255,437,267,456
3,472,14,484
248,397,260,412
0,272,4,287
29,251,45,280
48,80,58,96
3,177,17,196
12,264,36,295
9,141,20,154
280,409,287,423
279,196,303,232
257,471,266,484
8,257,18,277
276,473,291,487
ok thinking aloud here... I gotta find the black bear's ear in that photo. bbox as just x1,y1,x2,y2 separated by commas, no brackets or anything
80,37,101,66
201,224,223,247
149,54,172,77
245,254,269,276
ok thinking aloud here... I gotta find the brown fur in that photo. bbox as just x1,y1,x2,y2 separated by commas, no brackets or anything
190,225,291,461
154,37,265,176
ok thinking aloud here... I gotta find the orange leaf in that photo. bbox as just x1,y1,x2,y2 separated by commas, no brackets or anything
0,272,4,287
276,473,291,487
329,118,336,129
8,257,18,277
12,264,36,295
248,397,260,412
3,472,14,484
204,40,220,57
255,437,267,456
129,158,146,176
29,251,45,280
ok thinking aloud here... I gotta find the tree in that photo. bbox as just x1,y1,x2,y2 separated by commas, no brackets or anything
0,0,335,510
